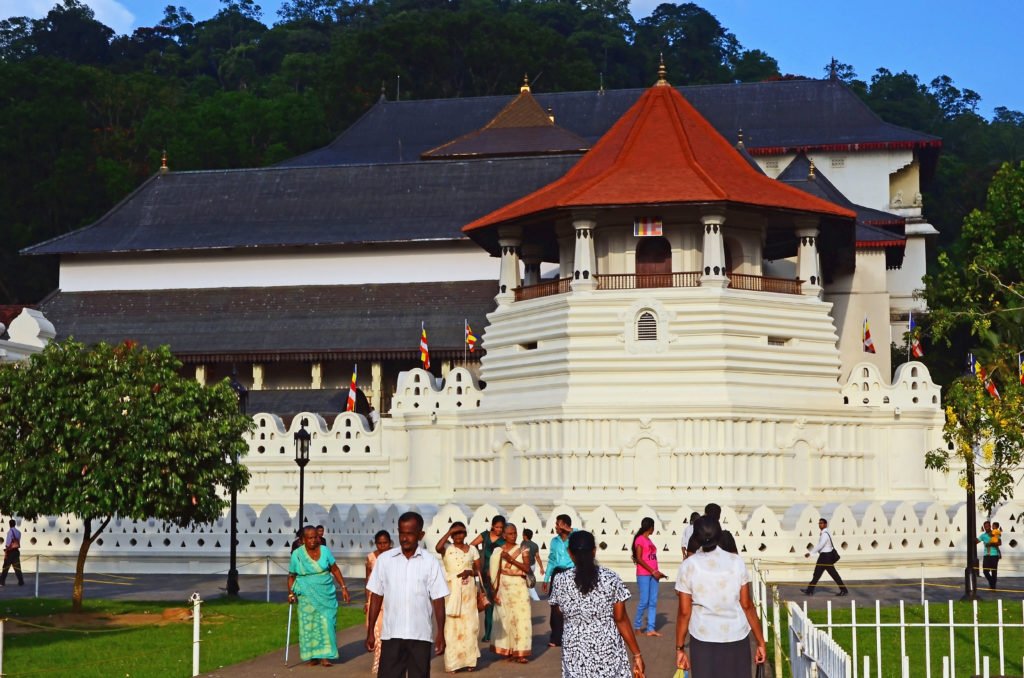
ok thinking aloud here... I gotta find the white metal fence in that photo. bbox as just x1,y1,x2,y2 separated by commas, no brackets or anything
789,601,852,678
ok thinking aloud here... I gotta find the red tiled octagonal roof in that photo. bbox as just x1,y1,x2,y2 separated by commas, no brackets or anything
464,83,856,233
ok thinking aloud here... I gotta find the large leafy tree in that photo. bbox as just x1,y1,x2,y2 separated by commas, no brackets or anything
0,340,251,611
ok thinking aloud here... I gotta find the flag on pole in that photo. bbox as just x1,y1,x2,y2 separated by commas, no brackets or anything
1018,352,1023,386
968,353,1000,399
465,320,477,353
346,364,357,412
633,217,663,237
419,322,430,370
909,311,924,358
862,316,876,354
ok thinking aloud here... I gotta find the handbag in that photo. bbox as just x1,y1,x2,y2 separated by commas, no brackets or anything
476,582,490,611
825,532,841,563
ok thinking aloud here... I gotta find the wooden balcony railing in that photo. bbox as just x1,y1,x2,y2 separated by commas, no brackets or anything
514,277,572,301
727,273,803,295
597,272,702,290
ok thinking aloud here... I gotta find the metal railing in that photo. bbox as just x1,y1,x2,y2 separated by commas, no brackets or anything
514,277,572,301
728,272,803,295
597,271,702,290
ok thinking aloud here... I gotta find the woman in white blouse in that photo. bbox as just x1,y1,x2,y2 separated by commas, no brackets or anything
674,517,766,677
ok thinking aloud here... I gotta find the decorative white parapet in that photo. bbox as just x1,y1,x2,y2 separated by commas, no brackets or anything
4,500,1014,582
841,361,941,409
391,367,483,413
0,308,55,362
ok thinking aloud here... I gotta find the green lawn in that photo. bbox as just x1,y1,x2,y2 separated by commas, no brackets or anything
805,600,1024,677
0,597,363,677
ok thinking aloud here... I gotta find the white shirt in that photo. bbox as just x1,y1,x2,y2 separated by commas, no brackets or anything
675,547,751,643
809,528,836,556
366,545,450,642
681,524,694,551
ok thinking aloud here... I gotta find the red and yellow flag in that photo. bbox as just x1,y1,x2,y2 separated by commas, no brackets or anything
346,364,357,412
465,320,477,353
420,323,430,370
862,316,876,354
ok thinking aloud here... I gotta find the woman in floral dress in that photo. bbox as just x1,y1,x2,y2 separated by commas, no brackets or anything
435,521,482,672
490,523,533,663
549,530,645,678
364,529,392,674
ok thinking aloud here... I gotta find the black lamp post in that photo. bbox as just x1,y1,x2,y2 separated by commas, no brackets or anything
227,374,248,597
962,444,980,601
294,420,311,531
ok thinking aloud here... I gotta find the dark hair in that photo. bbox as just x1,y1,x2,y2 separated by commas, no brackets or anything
491,515,506,527
704,503,722,521
315,524,324,530
689,511,701,523
819,517,829,526
374,529,391,542
302,524,317,535
523,528,533,539
718,530,738,554
8,519,14,527
631,517,655,564
451,521,466,531
556,513,572,527
695,517,722,553
567,530,599,594
398,511,424,531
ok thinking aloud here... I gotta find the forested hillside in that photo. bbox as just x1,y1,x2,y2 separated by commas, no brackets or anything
1,0,1022,303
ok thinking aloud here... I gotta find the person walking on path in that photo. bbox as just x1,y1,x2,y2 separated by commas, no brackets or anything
490,523,533,664
435,522,482,673
366,511,449,678
675,518,766,677
1,519,24,587
541,514,575,647
521,528,543,602
800,518,848,597
978,520,1000,590
287,525,351,667
550,530,646,678
366,530,393,675
631,517,666,636
470,515,505,643
680,512,700,557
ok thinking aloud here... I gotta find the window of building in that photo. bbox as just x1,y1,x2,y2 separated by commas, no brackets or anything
637,312,657,341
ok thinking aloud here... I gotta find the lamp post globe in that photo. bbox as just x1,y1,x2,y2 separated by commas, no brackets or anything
227,375,248,597
294,420,311,533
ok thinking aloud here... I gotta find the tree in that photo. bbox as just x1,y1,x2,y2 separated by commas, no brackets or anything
0,340,251,611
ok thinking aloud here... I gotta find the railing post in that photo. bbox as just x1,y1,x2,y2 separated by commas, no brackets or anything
0,618,5,677
772,586,782,678
190,592,203,677
266,556,271,603
973,599,980,677
35,554,40,598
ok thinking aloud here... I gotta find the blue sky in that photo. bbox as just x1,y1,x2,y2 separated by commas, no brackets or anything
3,0,1021,115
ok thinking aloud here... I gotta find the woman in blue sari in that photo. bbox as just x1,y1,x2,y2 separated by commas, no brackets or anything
288,525,351,666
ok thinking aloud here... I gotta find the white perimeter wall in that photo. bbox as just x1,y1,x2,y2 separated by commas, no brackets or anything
59,241,499,291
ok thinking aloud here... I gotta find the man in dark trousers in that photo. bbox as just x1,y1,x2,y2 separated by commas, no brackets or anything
801,518,848,596
366,511,449,677
541,514,574,647
1,519,24,586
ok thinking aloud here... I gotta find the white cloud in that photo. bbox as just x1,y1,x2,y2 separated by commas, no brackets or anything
0,0,135,35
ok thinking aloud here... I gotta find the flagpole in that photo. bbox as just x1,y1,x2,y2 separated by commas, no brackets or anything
464,319,468,367
907,312,912,362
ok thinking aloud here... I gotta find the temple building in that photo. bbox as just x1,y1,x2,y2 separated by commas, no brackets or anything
22,67,953,513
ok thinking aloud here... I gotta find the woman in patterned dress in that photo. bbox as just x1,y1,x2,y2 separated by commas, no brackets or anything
436,522,482,672
288,525,351,667
364,529,392,674
549,530,645,678
490,523,533,663
675,518,766,678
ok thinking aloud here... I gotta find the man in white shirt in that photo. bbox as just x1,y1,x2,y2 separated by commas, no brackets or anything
800,518,847,597
1,519,24,586
366,511,449,677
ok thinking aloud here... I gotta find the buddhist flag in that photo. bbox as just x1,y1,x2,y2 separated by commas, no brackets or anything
862,316,876,354
634,217,663,237
909,311,924,358
465,320,477,352
419,322,430,370
1019,352,1023,386
346,364,357,412
968,353,1000,399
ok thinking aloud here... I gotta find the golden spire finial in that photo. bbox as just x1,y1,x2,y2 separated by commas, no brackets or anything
160,149,168,174
520,73,530,93
737,128,745,148
656,53,668,86
808,158,816,180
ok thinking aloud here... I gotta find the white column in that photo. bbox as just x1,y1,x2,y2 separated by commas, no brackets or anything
522,243,543,287
194,364,207,386
796,220,823,297
556,222,574,279
699,213,728,288
371,361,383,412
571,217,597,291
496,227,522,304
311,362,323,389
252,363,264,391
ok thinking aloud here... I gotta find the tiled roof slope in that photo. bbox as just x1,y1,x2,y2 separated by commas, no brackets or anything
281,79,939,168
39,281,497,358
421,88,589,159
23,156,579,255
464,83,856,233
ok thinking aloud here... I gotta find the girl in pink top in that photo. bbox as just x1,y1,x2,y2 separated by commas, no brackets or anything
632,517,667,635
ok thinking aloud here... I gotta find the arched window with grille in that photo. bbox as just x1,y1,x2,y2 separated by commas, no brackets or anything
636,311,657,341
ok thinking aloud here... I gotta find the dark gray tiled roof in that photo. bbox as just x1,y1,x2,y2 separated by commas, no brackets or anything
282,79,940,168
24,157,579,255
39,281,496,358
